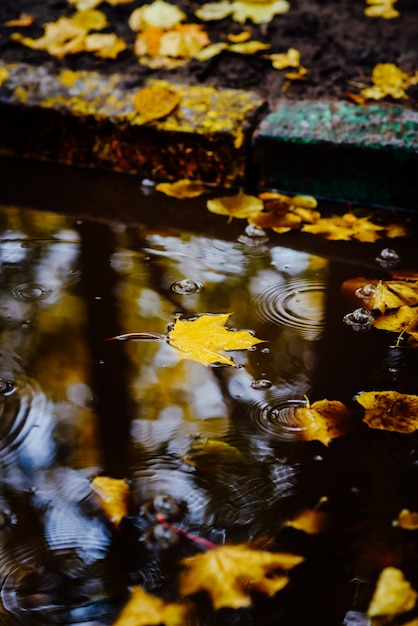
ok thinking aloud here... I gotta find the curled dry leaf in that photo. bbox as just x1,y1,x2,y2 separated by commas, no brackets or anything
360,63,418,100
180,544,304,609
295,399,352,446
155,179,208,199
364,0,400,19
394,509,418,530
113,585,192,626
356,390,418,434
167,313,265,367
133,83,181,122
91,475,130,526
367,567,417,617
207,191,264,222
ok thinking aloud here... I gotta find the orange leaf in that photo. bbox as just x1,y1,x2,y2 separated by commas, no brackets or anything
133,83,181,122
113,586,193,626
356,390,418,434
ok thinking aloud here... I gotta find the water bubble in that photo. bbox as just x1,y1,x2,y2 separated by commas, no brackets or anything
343,308,374,332
355,283,376,301
261,347,270,354
0,377,15,396
171,279,203,295
12,283,52,302
238,224,269,246
251,379,273,390
376,248,400,269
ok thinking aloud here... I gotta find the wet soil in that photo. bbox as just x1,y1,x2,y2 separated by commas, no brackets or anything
0,0,417,111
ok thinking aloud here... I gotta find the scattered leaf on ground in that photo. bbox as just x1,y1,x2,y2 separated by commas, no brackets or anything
133,83,181,122
0,67,9,87
85,32,127,58
394,509,418,530
356,390,418,434
134,23,210,67
180,544,304,609
129,1,186,30
91,475,130,526
367,567,417,617
113,585,193,626
364,0,400,19
183,438,245,470
269,47,301,70
156,179,208,198
285,509,329,534
207,191,264,222
4,12,34,27
360,63,418,100
167,313,265,367
294,399,352,446
196,0,290,24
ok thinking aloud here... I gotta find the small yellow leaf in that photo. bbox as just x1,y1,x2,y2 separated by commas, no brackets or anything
394,509,418,530
129,1,186,31
195,1,234,21
285,509,329,534
194,42,229,61
4,12,34,27
113,586,193,626
302,212,385,242
68,0,103,11
180,544,304,609
295,399,352,446
85,32,127,58
356,390,418,434
0,67,9,87
364,0,400,19
72,9,109,30
367,567,417,617
183,438,244,469
230,0,290,24
229,41,270,54
167,313,265,367
207,191,264,222
134,83,181,122
91,476,130,526
360,63,418,101
227,31,251,43
156,179,208,198
269,47,300,70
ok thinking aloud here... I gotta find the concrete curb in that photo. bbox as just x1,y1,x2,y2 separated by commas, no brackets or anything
1,61,417,209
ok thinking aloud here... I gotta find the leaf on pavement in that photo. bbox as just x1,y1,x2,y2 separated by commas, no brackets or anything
196,0,290,24
294,399,352,446
367,567,417,617
364,0,400,19
356,390,418,434
134,23,210,67
91,475,130,526
360,63,418,100
180,544,304,609
129,1,186,30
156,179,208,198
167,313,265,367
4,12,34,27
394,509,418,530
85,33,127,58
207,191,264,222
134,83,181,122
113,586,193,626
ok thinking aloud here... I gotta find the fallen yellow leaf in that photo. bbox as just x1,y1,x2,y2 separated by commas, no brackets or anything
167,313,265,367
207,191,264,222
85,32,127,58
133,83,181,122
269,47,301,70
394,509,418,530
129,1,186,31
364,0,400,19
360,63,418,100
4,12,34,27
134,23,210,67
373,305,418,340
295,399,352,446
182,438,245,470
113,586,193,626
180,544,304,609
68,0,103,10
155,179,208,198
356,390,418,434
285,509,329,534
195,0,290,23
91,475,130,526
355,279,418,314
367,567,417,617
0,67,9,87
302,212,387,242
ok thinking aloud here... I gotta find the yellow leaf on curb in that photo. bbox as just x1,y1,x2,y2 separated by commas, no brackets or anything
167,313,265,367
368,567,417,617
113,586,193,626
356,390,418,434
91,476,130,526
180,544,304,609
134,83,181,122
207,191,264,222
156,179,208,198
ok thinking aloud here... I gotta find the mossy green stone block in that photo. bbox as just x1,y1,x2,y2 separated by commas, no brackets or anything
253,101,418,209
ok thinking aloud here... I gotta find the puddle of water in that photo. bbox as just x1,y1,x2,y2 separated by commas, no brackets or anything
0,163,418,625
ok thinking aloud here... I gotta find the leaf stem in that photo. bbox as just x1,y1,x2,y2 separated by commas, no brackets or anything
106,332,166,342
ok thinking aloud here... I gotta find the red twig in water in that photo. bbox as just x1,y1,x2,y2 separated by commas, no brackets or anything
106,332,166,342
155,513,216,550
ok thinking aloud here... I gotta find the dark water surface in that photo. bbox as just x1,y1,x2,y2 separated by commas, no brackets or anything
1,157,418,625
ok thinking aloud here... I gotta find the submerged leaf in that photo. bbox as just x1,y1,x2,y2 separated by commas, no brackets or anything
207,192,264,222
180,544,304,609
167,313,265,367
356,390,418,434
295,399,352,446
183,438,244,469
367,567,417,617
113,586,192,626
91,476,130,526
156,179,208,198
133,83,181,122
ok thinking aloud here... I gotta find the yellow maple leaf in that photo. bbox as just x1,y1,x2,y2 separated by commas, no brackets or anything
373,305,418,340
355,279,418,314
91,475,130,526
367,567,417,617
364,0,400,19
360,63,418,100
133,83,181,122
129,1,186,31
207,191,264,222
0,67,9,87
294,399,352,446
167,313,265,367
302,212,386,242
113,586,193,626
285,509,329,534
394,509,418,530
356,390,418,434
180,544,304,609
156,179,208,199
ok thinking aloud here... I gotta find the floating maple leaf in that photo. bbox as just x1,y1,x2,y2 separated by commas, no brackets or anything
367,567,417,618
249,192,319,233
167,313,265,366
294,399,352,446
356,390,418,434
360,63,418,101
180,544,304,609
394,509,418,530
207,191,264,222
91,475,130,526
113,586,193,626
285,509,329,534
302,212,388,242
156,179,208,198
133,83,181,122
364,0,400,19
